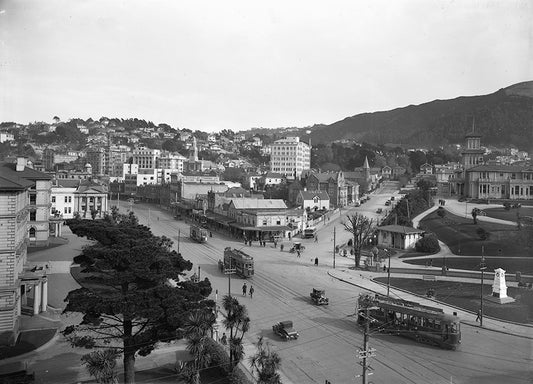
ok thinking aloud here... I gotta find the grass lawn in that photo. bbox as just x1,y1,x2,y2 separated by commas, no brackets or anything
483,206,533,222
374,277,533,324
404,256,533,275
419,210,531,257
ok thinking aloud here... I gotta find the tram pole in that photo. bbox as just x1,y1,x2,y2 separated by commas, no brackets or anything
480,246,486,327
386,249,391,297
362,309,369,384
333,227,336,269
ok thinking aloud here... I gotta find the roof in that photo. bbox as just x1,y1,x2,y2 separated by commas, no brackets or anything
264,172,285,179
0,175,34,191
1,162,52,181
468,164,533,172
230,199,287,210
54,179,82,188
377,225,425,234
299,190,329,200
310,172,339,183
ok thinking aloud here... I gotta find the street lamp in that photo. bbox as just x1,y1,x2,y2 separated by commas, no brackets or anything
386,249,391,297
480,246,487,327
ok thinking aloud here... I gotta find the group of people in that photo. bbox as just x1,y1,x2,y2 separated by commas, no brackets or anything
242,282,254,298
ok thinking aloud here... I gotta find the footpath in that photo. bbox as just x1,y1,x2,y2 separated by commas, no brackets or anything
326,195,533,340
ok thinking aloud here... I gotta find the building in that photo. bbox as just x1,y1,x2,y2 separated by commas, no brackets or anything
296,190,330,211
86,147,107,176
132,147,161,169
269,137,311,178
376,225,425,250
305,171,347,207
0,158,52,345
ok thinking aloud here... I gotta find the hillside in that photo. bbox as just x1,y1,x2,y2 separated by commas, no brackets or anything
307,81,533,150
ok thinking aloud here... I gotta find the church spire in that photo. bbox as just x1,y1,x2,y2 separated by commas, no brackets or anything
363,156,370,169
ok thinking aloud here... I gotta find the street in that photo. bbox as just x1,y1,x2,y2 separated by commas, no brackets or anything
122,189,532,384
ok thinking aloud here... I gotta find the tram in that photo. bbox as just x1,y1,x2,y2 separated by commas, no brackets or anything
219,247,254,278
356,294,461,350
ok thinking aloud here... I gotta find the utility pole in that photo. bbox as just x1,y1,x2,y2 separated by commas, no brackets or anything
357,306,376,383
177,229,181,254
480,245,487,327
333,227,336,269
224,257,236,297
386,250,391,297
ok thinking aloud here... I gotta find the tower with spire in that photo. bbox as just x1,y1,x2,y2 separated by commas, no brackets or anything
363,156,370,183
189,137,199,162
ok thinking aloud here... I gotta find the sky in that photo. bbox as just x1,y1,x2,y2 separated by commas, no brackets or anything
0,0,531,132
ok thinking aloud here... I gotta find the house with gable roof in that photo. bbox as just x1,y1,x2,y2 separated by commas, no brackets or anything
305,171,347,207
296,190,330,211
376,225,425,250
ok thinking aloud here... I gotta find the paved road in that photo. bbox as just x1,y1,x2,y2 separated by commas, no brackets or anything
10,191,532,384
126,194,532,384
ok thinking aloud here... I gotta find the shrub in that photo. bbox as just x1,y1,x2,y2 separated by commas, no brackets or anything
436,207,446,218
227,366,253,384
476,227,490,241
204,337,231,373
504,202,511,211
415,234,440,253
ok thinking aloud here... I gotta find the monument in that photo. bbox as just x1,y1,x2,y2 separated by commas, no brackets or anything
487,268,515,304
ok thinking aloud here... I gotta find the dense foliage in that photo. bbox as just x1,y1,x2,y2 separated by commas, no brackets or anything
62,211,213,383
415,233,440,253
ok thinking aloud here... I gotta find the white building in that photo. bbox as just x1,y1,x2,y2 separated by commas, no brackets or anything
269,137,311,178
157,153,186,173
132,147,161,169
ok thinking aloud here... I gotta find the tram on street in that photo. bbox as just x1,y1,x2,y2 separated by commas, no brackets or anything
219,247,254,278
356,293,461,350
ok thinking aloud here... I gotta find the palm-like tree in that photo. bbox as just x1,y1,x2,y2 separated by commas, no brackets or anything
81,349,120,384
222,295,250,366
249,336,282,384
181,309,216,384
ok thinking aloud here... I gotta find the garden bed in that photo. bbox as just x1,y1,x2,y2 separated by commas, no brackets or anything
374,277,533,324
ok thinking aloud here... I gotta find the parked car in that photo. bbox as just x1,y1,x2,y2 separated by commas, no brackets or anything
391,196,395,201
385,200,391,206
272,320,299,340
376,208,383,214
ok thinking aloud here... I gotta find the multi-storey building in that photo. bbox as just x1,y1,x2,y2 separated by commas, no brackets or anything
0,158,51,345
269,137,311,178
306,171,347,207
86,147,107,176
157,153,186,173
132,147,161,169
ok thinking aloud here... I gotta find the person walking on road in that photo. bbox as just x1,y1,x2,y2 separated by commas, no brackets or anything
314,235,318,243
242,282,247,296
475,309,481,322
314,257,318,266
280,244,284,252
249,285,254,299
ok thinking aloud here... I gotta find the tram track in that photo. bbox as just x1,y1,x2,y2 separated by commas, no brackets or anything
129,205,532,384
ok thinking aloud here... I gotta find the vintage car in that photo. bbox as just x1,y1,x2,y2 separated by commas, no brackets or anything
310,288,329,305
272,320,299,340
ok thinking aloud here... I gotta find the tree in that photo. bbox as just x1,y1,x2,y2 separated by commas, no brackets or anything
342,213,375,268
179,309,217,384
249,336,282,384
471,208,480,224
221,295,250,367
61,212,213,384
81,349,120,384
437,207,446,219
415,234,440,253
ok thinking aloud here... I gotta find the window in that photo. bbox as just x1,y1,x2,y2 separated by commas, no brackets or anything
276,220,281,225
51,196,56,203
29,210,36,221
65,196,68,203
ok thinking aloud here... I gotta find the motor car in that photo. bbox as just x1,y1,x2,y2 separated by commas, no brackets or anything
272,320,299,340
376,208,383,214
310,288,329,305
391,196,395,201
385,200,391,206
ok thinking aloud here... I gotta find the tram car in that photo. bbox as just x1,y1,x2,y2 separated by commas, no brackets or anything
219,247,254,278
190,225,208,243
356,294,461,350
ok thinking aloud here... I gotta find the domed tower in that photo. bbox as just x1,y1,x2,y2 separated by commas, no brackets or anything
85,163,93,174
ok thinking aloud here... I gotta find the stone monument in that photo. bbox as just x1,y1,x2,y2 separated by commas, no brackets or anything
488,268,515,304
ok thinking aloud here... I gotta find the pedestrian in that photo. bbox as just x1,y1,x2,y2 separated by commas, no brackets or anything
249,285,254,299
314,235,318,243
221,333,227,345
314,257,318,266
274,241,277,248
475,309,481,322
242,282,247,296
209,231,213,237
297,250,301,258
280,244,284,252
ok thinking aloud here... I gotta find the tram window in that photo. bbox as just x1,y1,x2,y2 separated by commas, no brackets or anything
451,323,458,333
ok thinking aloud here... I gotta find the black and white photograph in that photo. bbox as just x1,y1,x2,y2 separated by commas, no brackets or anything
0,1,532,383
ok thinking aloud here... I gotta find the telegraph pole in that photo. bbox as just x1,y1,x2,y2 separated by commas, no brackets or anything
357,306,376,383
333,227,336,269
177,229,181,254
480,245,487,327
224,257,236,297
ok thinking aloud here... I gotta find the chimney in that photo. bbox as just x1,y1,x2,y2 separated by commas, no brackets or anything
16,157,27,172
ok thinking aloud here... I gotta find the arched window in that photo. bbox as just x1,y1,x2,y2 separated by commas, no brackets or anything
29,227,36,240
